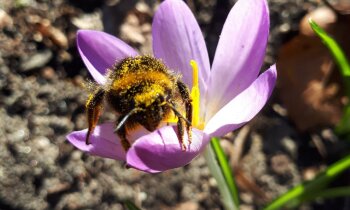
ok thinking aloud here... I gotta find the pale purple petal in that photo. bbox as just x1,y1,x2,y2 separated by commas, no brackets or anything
77,30,138,84
204,65,277,137
126,126,208,173
152,0,210,95
66,122,126,161
205,0,270,120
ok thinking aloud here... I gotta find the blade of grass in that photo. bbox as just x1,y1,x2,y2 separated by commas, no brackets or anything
309,18,350,77
204,138,239,210
264,154,350,210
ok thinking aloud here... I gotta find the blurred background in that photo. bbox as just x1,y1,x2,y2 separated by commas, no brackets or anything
0,0,349,209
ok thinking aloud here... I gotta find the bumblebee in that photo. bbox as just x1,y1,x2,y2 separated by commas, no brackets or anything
85,55,192,151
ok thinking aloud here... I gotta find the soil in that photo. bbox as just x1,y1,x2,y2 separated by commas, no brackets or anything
0,0,349,210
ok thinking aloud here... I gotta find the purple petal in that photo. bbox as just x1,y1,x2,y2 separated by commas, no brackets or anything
152,0,210,95
66,122,126,161
205,0,270,120
77,30,138,84
126,126,207,173
204,65,277,137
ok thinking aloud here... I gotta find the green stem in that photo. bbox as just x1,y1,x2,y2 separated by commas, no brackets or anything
211,137,240,205
204,138,240,210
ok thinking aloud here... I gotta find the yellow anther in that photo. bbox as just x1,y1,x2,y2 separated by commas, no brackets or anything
191,60,199,89
190,60,201,128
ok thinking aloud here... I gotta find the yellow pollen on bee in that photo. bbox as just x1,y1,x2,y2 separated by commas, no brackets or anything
134,83,164,107
85,93,94,107
190,60,203,129
112,71,171,91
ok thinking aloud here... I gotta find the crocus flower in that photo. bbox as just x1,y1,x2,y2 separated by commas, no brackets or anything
67,0,277,173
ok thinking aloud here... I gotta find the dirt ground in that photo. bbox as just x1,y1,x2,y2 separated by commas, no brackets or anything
0,0,349,210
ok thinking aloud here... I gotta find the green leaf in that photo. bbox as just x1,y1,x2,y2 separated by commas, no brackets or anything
302,187,350,202
264,154,350,210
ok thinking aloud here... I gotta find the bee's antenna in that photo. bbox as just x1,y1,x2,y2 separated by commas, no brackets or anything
115,108,144,132
166,102,192,126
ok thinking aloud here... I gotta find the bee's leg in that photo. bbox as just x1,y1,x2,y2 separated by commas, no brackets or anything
185,100,193,144
114,115,131,151
177,116,187,151
85,88,105,145
114,108,144,151
165,100,188,151
177,81,193,144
